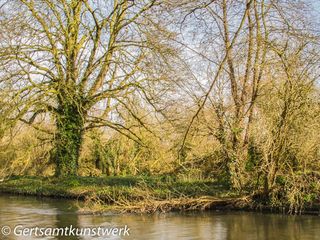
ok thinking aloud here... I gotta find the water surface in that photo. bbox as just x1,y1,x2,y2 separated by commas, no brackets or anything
0,195,319,239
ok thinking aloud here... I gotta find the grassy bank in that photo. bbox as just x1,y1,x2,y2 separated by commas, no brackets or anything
1,176,318,214
0,176,243,213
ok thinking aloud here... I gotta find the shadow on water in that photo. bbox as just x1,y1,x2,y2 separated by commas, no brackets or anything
0,194,319,240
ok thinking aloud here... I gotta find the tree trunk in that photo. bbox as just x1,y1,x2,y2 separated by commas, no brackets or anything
54,99,84,177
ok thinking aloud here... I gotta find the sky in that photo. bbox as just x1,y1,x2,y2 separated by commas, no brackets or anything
311,0,320,20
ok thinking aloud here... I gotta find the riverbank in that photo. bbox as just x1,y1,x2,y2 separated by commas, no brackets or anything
0,176,319,215
0,175,247,213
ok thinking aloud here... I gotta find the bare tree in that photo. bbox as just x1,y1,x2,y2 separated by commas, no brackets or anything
176,0,319,191
0,0,174,176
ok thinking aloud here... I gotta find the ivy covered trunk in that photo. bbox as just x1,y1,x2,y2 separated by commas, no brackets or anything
54,95,85,177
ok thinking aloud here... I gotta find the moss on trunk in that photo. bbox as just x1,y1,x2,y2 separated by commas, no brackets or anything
54,99,84,177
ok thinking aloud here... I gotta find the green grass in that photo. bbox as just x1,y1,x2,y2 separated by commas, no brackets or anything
3,176,317,214
0,175,235,203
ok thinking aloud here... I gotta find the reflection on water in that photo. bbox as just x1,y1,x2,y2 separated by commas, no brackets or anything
0,195,319,240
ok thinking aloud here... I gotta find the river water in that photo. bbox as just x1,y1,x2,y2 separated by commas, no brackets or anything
0,195,319,240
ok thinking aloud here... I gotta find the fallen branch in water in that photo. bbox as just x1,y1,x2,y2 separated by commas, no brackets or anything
78,194,254,214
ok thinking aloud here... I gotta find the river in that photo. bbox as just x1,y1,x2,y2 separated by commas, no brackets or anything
0,195,319,239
